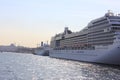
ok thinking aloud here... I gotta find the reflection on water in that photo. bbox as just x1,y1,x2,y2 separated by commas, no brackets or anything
0,52,120,80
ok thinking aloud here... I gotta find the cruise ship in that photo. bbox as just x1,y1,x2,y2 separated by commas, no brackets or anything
49,11,120,65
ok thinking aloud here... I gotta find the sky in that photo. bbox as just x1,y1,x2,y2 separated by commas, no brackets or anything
0,0,120,47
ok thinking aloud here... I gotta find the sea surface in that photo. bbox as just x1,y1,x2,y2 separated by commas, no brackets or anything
0,52,120,80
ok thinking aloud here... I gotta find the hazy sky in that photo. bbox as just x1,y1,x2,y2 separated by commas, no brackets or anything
0,0,120,47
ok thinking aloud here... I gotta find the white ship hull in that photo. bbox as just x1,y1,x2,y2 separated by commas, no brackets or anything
49,45,120,65
34,50,46,55
34,48,49,56
49,11,120,65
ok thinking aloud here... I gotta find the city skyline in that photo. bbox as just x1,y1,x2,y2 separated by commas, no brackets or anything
0,0,120,47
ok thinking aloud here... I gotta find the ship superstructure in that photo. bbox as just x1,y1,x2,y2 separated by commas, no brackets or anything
49,11,120,65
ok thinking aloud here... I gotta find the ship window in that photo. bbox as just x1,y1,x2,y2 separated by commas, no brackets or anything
111,27,120,30
112,24,120,26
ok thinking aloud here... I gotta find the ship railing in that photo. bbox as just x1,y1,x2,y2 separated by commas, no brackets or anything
53,46,95,51
95,45,108,49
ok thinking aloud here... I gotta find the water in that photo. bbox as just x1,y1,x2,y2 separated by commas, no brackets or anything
0,52,120,80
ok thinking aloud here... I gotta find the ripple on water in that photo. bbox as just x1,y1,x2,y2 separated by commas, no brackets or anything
0,52,120,80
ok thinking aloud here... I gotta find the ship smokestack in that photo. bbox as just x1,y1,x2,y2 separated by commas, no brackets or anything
64,27,69,34
41,42,43,47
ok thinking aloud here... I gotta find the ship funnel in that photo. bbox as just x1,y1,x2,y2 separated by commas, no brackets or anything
64,27,69,34
64,27,72,34
105,10,114,16
108,10,112,13
41,41,44,46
